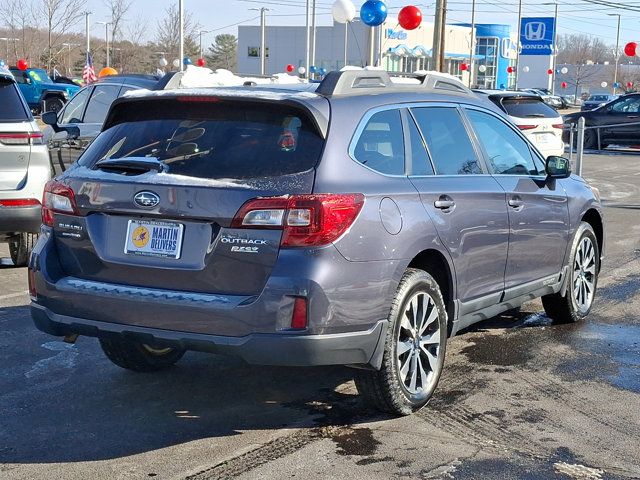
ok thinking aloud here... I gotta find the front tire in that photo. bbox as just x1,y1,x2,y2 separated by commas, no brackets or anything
355,268,448,416
43,97,64,114
542,222,599,323
99,337,185,372
9,232,37,267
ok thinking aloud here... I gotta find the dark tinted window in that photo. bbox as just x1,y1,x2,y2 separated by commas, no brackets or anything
411,107,481,175
353,109,405,175
83,85,121,124
81,99,324,179
588,95,609,102
407,114,433,176
466,109,542,175
611,96,640,113
0,79,29,121
9,69,28,84
60,87,91,124
499,97,558,119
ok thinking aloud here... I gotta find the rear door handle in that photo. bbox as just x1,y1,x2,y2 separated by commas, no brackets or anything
434,199,455,209
508,197,524,208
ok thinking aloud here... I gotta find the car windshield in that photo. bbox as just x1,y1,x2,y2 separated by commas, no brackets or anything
79,98,325,180
28,69,52,83
499,97,558,119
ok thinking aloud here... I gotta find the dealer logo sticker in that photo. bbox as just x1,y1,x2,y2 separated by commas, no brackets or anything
131,226,150,248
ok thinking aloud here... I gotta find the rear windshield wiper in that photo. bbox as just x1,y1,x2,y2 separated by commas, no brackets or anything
94,157,165,175
523,114,546,118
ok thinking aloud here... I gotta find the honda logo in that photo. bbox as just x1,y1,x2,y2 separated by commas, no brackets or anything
524,22,546,41
134,191,160,208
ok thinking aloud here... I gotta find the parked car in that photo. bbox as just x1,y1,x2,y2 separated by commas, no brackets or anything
9,67,80,114
475,90,565,158
563,93,640,149
42,74,166,174
581,94,618,111
522,88,563,109
29,70,604,416
0,70,51,266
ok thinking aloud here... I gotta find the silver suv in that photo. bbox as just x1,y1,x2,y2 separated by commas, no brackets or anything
0,71,51,266
29,70,604,415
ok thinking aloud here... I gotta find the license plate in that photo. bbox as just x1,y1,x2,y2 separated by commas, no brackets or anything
125,219,184,259
536,133,552,144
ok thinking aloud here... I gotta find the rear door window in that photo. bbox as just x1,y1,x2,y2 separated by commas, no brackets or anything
0,78,30,122
411,107,482,175
83,85,121,124
60,87,91,124
352,109,405,175
80,99,325,179
499,97,558,119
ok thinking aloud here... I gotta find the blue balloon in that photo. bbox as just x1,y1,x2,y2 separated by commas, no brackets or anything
499,83,506,90
319,67,327,76
614,82,621,88
0,60,5,67
309,65,317,74
360,0,387,27
183,57,192,66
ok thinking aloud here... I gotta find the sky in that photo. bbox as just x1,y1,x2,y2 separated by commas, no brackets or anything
83,0,640,47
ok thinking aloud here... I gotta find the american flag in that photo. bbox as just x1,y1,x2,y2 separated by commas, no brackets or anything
82,53,97,84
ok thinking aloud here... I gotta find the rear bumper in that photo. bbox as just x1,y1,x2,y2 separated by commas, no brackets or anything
31,303,387,367
0,205,41,236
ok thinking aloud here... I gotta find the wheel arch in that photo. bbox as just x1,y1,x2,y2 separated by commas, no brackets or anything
581,208,604,271
407,248,456,334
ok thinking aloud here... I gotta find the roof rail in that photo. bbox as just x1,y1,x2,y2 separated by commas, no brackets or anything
316,69,472,97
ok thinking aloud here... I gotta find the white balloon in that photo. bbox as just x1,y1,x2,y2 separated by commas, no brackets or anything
172,58,181,68
478,65,486,73
159,57,168,67
332,0,356,23
522,66,530,73
561,67,568,74
298,66,306,75
601,81,608,88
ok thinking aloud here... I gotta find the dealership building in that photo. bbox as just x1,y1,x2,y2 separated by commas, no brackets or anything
237,21,520,89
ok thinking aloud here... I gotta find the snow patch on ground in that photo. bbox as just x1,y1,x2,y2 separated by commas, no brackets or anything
24,341,78,379
554,462,604,479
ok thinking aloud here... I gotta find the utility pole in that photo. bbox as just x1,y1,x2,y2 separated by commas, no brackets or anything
0,38,18,63
96,22,112,67
250,8,269,75
515,0,522,89
432,0,447,72
305,0,310,78
608,13,621,95
198,30,210,60
85,11,92,64
179,0,184,71
468,0,476,86
61,43,78,76
311,0,317,75
542,2,558,94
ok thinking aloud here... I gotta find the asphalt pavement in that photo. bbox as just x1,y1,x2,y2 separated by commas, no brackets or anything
1,151,639,480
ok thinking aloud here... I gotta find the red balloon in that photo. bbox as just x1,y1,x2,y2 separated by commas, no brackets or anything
286,64,294,73
460,63,468,71
398,5,422,30
507,66,514,74
196,57,206,67
624,42,637,57
547,69,553,75
561,82,567,89
627,81,634,88
17,59,28,71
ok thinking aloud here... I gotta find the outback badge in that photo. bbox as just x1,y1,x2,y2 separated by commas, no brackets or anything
134,191,160,208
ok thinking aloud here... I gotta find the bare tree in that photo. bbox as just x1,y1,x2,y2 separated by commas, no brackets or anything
154,4,200,64
0,0,39,64
36,0,84,70
103,0,131,43
557,34,611,98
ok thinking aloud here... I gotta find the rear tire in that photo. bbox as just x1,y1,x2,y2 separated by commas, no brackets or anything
9,232,37,267
43,96,64,114
583,130,597,150
542,222,599,323
99,337,185,372
354,268,448,416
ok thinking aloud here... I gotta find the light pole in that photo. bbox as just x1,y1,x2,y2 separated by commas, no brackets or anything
61,42,79,76
179,0,184,71
608,13,621,95
96,21,112,67
468,0,476,87
84,11,92,65
432,0,446,71
514,0,523,89
250,8,269,75
198,30,210,60
542,2,559,94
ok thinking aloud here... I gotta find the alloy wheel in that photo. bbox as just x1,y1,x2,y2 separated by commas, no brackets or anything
573,236,596,311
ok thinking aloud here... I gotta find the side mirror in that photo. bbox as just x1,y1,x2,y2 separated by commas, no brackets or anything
546,156,571,179
24,77,32,85
41,111,58,126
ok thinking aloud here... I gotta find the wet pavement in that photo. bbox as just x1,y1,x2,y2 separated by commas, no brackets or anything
0,151,639,479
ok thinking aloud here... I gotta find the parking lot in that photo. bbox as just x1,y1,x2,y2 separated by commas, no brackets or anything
1,151,639,480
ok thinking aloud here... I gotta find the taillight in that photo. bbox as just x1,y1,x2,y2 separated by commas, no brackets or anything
232,193,365,247
0,132,44,145
0,199,40,207
291,297,308,329
552,124,564,130
42,180,79,227
517,125,537,130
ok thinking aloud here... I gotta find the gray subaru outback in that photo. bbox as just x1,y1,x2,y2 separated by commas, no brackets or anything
29,70,603,415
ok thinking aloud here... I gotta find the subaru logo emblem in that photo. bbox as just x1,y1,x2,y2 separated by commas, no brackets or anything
134,191,160,208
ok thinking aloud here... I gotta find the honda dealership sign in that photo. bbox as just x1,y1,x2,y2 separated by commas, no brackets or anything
520,17,555,56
